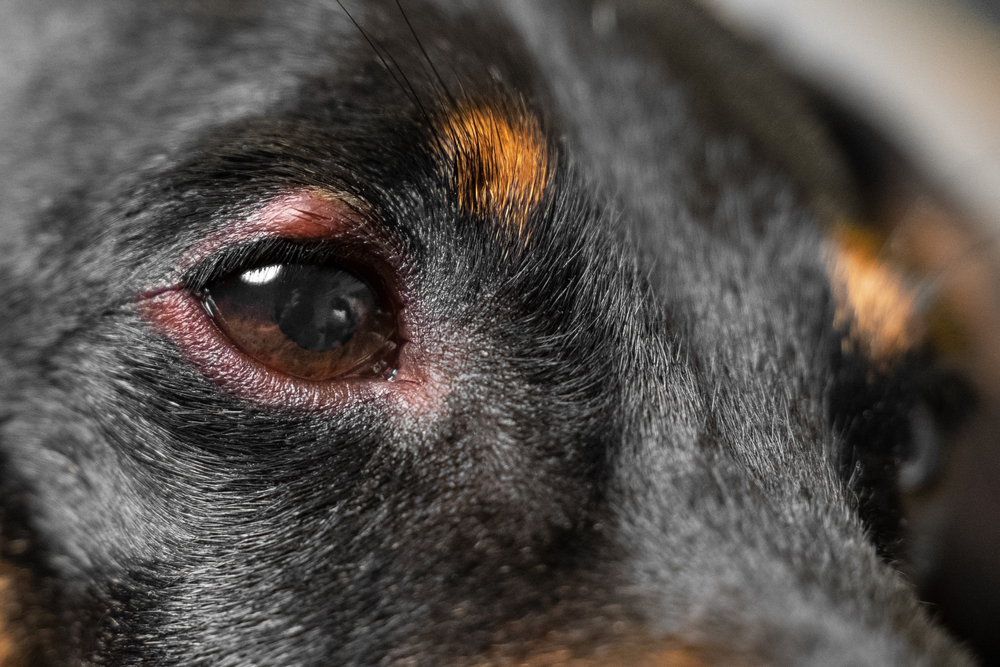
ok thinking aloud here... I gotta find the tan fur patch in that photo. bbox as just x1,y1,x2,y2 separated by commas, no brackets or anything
827,224,923,361
0,566,24,667
482,647,712,667
474,649,710,666
0,579,12,667
466,624,748,667
470,642,749,667
438,103,550,236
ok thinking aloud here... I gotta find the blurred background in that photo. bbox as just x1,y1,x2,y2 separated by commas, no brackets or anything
696,1,1000,663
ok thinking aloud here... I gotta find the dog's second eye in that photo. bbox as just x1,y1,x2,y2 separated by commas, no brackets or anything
200,263,397,381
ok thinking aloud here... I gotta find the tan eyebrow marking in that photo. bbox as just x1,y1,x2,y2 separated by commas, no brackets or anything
827,223,923,362
437,102,550,237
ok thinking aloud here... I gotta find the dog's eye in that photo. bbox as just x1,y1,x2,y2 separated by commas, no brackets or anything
898,403,943,492
200,263,397,381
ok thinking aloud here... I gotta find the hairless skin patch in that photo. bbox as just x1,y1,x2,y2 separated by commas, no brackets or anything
827,223,923,362
438,102,551,238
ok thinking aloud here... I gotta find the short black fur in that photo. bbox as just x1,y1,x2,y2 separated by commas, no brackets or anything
0,0,978,665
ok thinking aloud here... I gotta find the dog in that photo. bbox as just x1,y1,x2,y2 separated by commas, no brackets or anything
0,0,982,664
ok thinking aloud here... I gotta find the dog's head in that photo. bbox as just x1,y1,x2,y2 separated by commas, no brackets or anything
0,0,977,665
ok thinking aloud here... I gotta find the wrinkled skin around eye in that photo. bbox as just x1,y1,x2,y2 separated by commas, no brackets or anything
201,263,398,381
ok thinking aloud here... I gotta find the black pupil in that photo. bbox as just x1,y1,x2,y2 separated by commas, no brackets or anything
270,265,370,351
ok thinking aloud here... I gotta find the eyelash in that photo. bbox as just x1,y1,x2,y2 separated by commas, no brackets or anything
185,238,371,294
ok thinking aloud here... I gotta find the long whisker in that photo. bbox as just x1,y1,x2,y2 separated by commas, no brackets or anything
330,0,436,134
393,0,458,110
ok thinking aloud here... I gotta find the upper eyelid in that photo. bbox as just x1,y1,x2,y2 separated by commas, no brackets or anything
181,231,397,292
143,189,408,294
183,239,341,291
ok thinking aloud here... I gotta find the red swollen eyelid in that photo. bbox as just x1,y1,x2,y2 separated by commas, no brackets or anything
178,190,386,280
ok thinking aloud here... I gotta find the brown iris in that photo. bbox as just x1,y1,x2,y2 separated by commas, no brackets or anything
201,263,397,381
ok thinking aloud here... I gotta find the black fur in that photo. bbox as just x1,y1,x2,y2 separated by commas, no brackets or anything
0,0,977,665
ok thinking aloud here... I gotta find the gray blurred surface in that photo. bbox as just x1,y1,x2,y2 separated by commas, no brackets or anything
701,0,1000,239
697,2,1000,664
